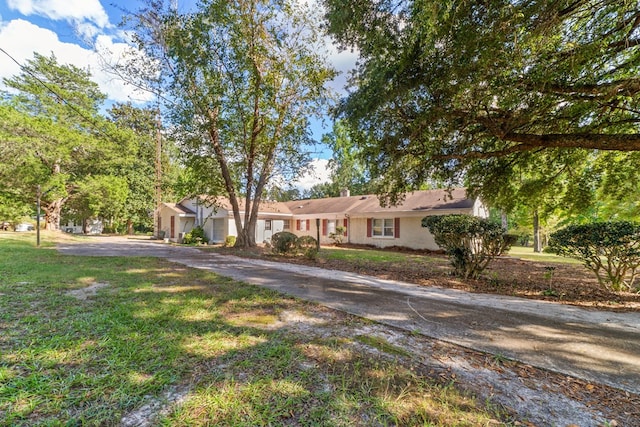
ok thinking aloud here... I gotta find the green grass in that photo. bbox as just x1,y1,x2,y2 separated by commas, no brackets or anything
506,245,581,264
319,246,440,265
0,232,511,426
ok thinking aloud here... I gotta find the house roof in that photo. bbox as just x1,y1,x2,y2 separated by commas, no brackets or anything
191,196,293,216
162,203,196,217
285,188,474,216
176,188,474,218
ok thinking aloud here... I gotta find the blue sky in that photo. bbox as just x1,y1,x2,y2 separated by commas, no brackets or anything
0,0,357,189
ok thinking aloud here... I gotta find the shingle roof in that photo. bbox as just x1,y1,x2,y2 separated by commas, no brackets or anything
163,203,196,216
191,196,293,215
178,188,473,218
284,188,474,216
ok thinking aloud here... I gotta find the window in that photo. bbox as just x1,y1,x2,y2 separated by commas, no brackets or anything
283,219,290,230
372,218,394,237
327,220,336,235
265,219,272,230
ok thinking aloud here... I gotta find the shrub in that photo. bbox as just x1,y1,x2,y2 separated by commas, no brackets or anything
297,235,319,259
182,226,206,245
224,235,236,247
548,221,640,292
422,214,512,279
271,231,298,254
329,225,347,245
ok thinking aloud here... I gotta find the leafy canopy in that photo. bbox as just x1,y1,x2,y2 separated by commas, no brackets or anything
324,1,640,200
127,0,335,246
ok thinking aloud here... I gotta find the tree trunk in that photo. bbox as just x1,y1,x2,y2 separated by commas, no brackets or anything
533,210,542,253
127,219,134,235
501,210,508,230
44,198,64,231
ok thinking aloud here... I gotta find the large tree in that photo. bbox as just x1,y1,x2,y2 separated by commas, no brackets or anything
0,53,141,230
0,53,135,230
324,0,640,201
126,0,335,247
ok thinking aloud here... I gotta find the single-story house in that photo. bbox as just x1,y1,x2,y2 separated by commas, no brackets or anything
159,188,487,250
159,196,292,244
284,188,487,250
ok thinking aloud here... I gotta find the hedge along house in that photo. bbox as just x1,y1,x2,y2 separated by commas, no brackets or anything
160,196,294,244
159,188,487,249
284,188,488,251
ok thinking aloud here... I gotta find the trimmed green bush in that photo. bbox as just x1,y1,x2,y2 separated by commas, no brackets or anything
548,221,640,291
224,235,236,247
422,214,511,279
272,231,298,254
329,225,347,245
297,235,319,259
182,226,206,245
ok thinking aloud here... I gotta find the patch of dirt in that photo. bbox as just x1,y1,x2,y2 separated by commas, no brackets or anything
211,245,640,311
66,282,110,300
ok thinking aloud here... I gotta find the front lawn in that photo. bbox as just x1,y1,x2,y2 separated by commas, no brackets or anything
0,233,510,426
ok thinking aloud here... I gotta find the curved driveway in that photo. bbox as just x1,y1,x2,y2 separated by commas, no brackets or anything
57,236,640,395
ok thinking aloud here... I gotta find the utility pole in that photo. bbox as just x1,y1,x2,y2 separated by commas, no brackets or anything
36,185,41,247
153,108,163,239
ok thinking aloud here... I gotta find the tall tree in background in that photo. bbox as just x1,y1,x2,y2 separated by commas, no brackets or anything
106,103,175,234
324,1,640,203
321,120,372,196
127,0,335,247
468,149,596,251
0,53,131,230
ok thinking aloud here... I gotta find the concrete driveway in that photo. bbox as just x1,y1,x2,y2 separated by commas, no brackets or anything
57,236,640,395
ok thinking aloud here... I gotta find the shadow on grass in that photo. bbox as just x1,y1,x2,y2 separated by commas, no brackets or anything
0,237,504,426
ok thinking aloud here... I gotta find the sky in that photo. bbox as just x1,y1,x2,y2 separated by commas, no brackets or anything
0,0,357,191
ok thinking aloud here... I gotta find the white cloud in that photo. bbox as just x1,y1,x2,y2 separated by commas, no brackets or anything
7,0,110,27
0,19,152,104
292,158,332,191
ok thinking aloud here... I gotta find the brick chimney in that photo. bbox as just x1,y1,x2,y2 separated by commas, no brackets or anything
340,188,350,197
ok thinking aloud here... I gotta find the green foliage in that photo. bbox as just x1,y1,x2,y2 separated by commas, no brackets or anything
107,103,176,232
224,235,236,247
271,232,318,259
182,226,206,245
67,175,129,223
0,53,140,231
548,222,640,292
324,1,640,205
329,225,347,245
271,231,299,254
126,0,335,246
422,215,511,279
296,235,319,260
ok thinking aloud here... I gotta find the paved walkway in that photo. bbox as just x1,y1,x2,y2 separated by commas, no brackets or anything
57,236,640,395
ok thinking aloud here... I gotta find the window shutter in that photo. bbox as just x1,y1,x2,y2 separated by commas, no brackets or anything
306,219,311,230
367,218,372,237
394,217,400,239
322,219,327,236
296,219,301,231
343,218,348,236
